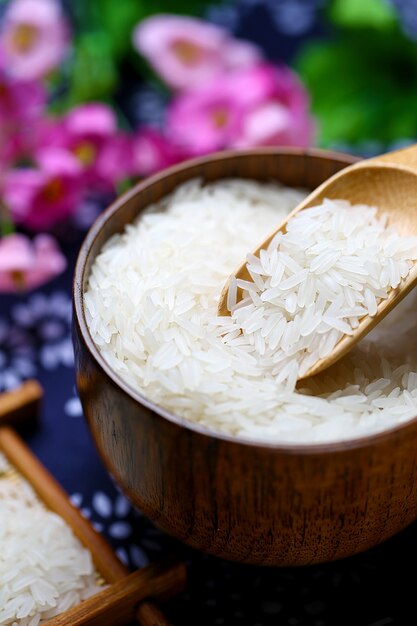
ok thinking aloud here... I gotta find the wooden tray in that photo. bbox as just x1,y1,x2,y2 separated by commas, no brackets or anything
0,381,186,626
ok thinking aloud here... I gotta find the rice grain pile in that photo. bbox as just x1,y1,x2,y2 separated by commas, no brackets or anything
223,199,417,386
0,452,101,625
85,179,417,443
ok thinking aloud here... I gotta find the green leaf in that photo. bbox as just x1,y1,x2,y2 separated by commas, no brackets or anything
66,32,118,105
116,178,135,195
0,201,15,237
139,0,226,16
296,30,417,147
329,0,398,30
62,0,229,104
68,0,229,59
96,0,147,59
98,0,231,60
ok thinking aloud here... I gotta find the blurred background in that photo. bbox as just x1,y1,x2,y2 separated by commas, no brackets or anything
0,0,417,291
2,0,417,290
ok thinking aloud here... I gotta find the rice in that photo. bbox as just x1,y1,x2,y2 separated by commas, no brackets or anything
0,452,101,625
225,199,417,381
85,178,417,444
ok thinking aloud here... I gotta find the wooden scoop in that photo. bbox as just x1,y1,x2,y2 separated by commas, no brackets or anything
218,144,417,379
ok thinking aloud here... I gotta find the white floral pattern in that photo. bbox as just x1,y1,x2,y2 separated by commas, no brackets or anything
0,317,36,391
205,3,240,30
0,291,74,391
129,84,168,129
69,490,150,569
64,394,83,417
268,0,323,35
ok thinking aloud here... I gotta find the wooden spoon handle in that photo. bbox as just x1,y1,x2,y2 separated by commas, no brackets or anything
45,563,186,626
0,380,42,427
0,390,185,626
367,143,417,171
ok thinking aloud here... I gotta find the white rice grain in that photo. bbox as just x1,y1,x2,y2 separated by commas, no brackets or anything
85,179,417,444
0,453,102,625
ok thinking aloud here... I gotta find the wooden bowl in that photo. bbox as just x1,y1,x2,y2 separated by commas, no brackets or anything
73,148,417,566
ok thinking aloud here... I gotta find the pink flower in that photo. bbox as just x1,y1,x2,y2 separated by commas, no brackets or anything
235,101,314,148
166,63,315,155
65,102,117,136
0,233,66,292
131,128,185,176
0,55,46,166
4,148,83,230
233,65,316,148
0,0,70,80
39,103,133,192
166,75,244,155
132,14,261,90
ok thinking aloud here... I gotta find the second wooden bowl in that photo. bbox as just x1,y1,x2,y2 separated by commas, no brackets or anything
73,148,417,566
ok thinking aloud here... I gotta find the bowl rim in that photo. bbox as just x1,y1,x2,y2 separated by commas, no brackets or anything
73,146,417,454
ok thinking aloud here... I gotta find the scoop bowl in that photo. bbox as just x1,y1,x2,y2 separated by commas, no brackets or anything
73,148,417,566
218,144,417,380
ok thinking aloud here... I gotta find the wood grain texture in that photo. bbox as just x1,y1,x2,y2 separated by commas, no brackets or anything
73,148,417,566
0,415,185,625
216,145,417,380
0,425,128,582
136,601,173,626
0,380,42,427
44,563,186,626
